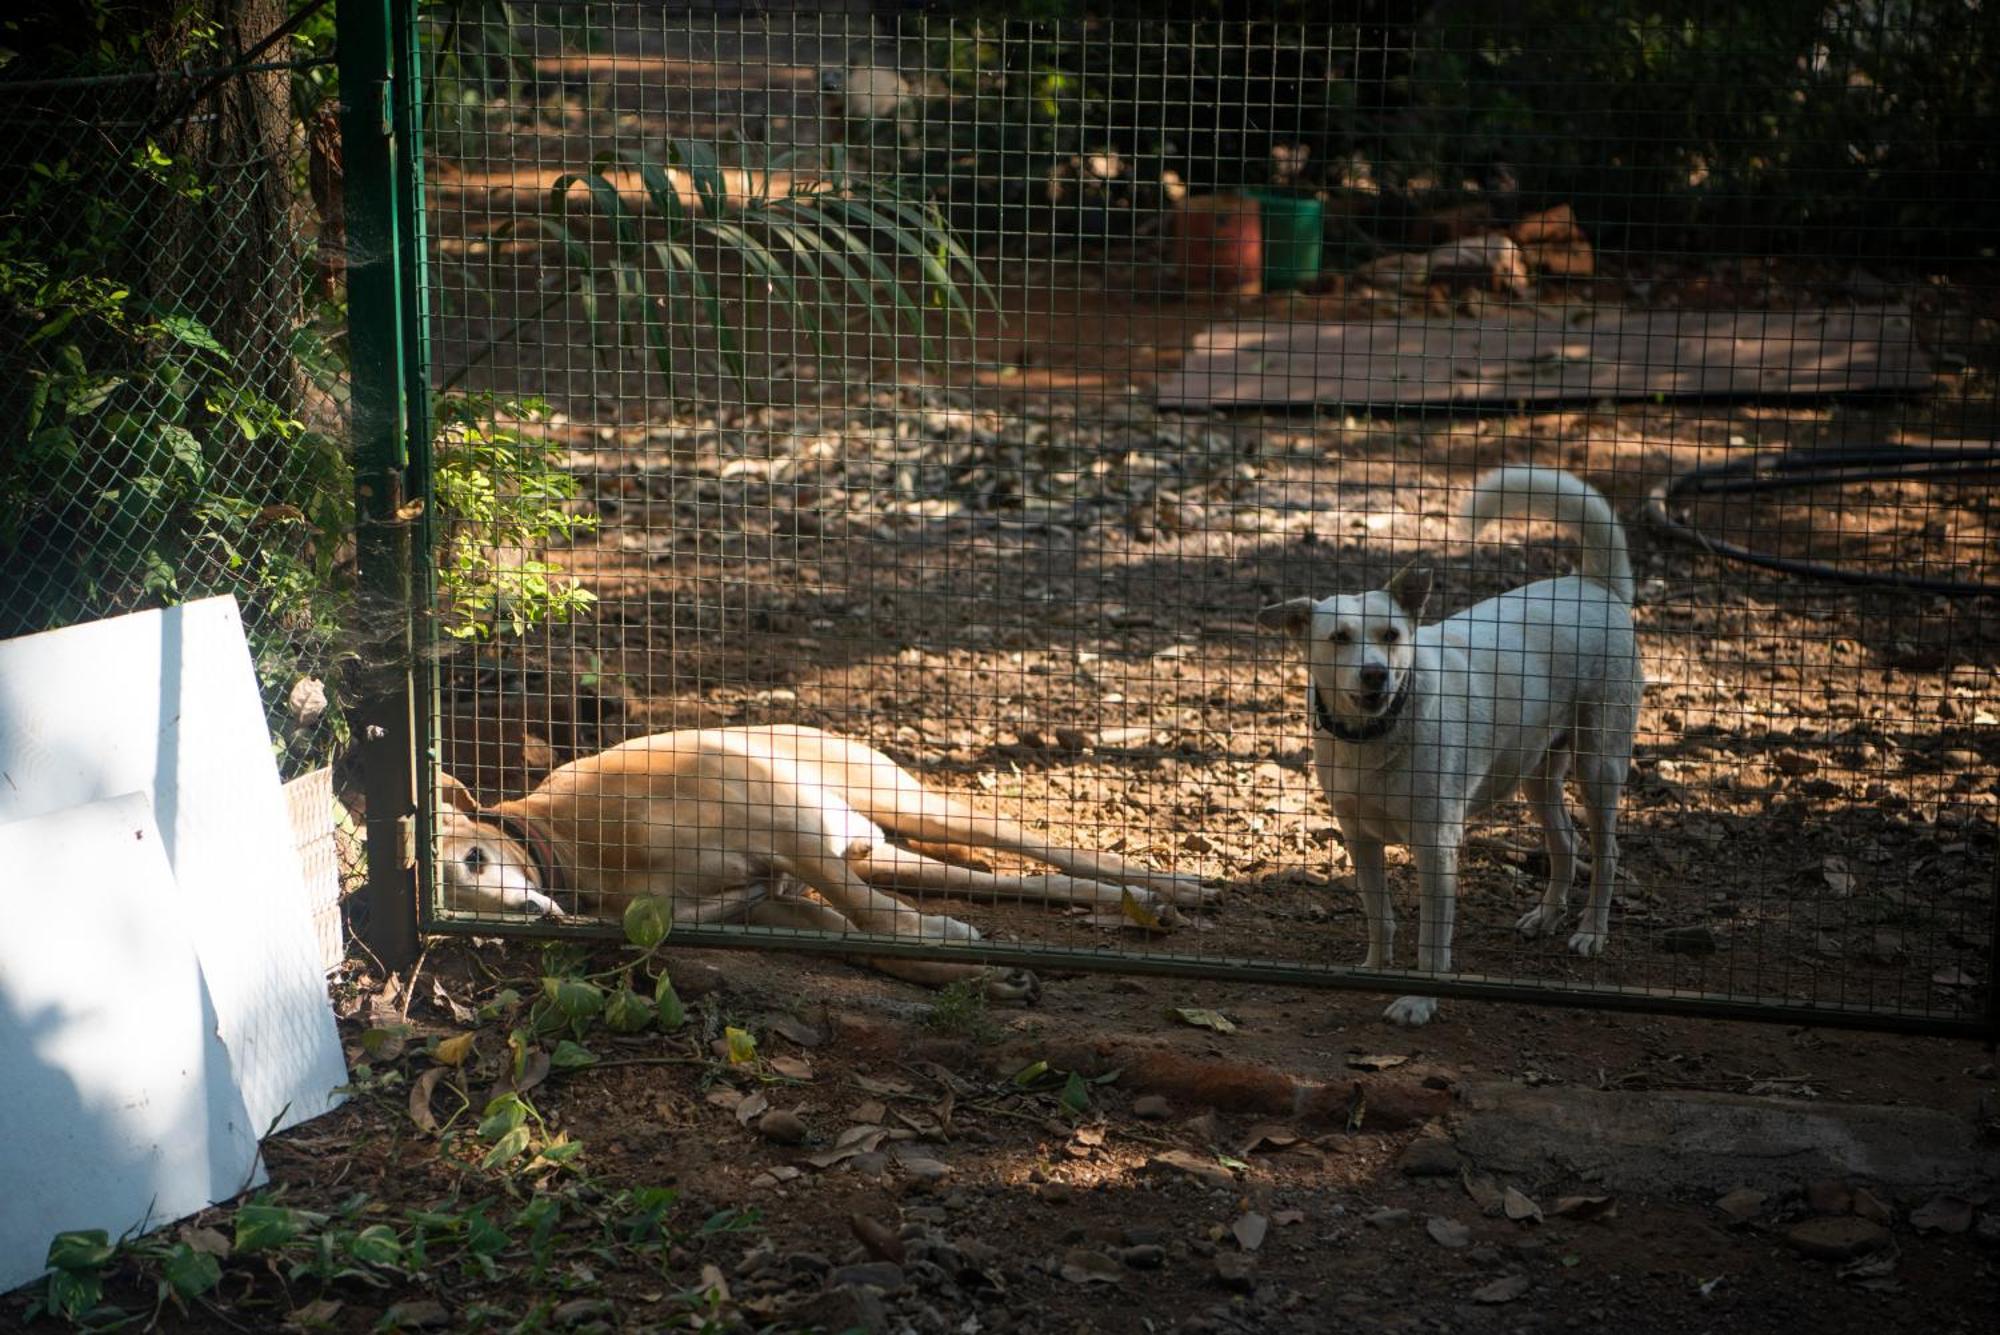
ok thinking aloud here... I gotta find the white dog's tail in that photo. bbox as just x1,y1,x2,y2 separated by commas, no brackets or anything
1464,466,1634,603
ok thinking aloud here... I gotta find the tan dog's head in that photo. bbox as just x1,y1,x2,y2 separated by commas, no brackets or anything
1258,566,1431,720
435,773,565,918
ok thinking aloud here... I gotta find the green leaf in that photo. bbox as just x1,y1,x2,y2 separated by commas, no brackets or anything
1012,1059,1051,1087
478,1093,528,1142
154,314,226,356
654,976,687,1031
465,1209,508,1256
161,1243,222,1300
536,1140,586,1167
346,1224,403,1268
549,977,604,1023
604,986,655,1034
1060,1070,1090,1115
45,1230,113,1271
43,1267,104,1321
622,896,671,950
480,1123,532,1169
234,1203,308,1254
550,1039,598,1069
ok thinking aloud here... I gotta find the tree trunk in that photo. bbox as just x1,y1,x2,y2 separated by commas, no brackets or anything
137,0,306,425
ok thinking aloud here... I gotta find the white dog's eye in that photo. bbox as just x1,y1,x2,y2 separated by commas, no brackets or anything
1330,628,1353,645
463,845,489,876
1380,626,1401,644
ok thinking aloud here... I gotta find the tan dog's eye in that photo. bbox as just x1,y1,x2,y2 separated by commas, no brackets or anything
463,845,489,875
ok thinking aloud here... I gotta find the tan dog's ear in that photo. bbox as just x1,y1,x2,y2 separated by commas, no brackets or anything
1385,566,1432,619
1256,597,1316,638
438,771,481,816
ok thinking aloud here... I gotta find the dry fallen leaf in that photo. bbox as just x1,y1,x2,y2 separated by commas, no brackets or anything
1120,886,1165,931
1238,1122,1298,1155
1426,1216,1471,1249
433,1032,475,1068
852,1074,915,1097
769,1055,814,1081
1059,1248,1123,1285
769,1015,824,1048
407,1066,446,1136
1463,1170,1505,1215
1822,855,1855,896
1272,1209,1307,1227
1232,1212,1269,1253
1552,1195,1618,1221
734,1090,770,1127
1168,1007,1238,1034
1345,1053,1409,1072
1503,1187,1545,1223
1473,1274,1530,1304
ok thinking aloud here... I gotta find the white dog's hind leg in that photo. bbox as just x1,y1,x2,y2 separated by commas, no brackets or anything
1569,754,1626,958
1515,763,1579,938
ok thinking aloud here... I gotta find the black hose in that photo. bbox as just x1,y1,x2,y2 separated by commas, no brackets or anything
1643,445,2000,598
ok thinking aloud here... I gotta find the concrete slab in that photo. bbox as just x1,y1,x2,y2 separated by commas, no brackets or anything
1156,305,1931,410
1451,1079,1999,1197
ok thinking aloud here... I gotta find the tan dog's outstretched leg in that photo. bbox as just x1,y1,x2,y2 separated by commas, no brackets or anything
745,889,1041,1002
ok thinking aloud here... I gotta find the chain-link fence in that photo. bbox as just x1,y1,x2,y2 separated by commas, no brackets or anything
404,2,1997,1036
0,20,346,777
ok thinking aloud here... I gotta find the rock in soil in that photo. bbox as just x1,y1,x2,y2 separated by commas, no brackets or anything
1786,1217,1892,1260
1716,1187,1768,1222
1398,1136,1464,1177
1213,1251,1257,1292
827,1261,906,1292
1805,1179,1853,1215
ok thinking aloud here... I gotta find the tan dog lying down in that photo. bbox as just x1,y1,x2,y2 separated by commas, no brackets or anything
438,725,1214,996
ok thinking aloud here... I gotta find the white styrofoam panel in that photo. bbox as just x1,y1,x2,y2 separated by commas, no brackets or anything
0,793,267,1295
0,598,348,1134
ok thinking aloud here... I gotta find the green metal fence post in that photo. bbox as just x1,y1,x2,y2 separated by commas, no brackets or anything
338,0,425,969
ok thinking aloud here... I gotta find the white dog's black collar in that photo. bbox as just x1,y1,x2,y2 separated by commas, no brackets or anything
1310,678,1411,744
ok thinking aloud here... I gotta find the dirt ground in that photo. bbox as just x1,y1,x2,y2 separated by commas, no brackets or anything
14,11,2000,1331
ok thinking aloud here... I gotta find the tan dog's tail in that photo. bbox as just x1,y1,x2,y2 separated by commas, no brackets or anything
1464,466,1634,603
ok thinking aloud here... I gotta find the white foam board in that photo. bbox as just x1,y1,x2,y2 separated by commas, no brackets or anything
0,794,268,1295
0,598,348,1134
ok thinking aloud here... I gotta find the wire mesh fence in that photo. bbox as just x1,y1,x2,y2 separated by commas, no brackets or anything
414,2,1997,1035
0,27,347,777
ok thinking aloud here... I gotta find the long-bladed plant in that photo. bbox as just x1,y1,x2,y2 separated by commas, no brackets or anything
541,137,991,395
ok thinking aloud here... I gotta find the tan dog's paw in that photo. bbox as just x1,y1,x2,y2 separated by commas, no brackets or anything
983,968,1042,1006
914,913,981,943
1152,872,1221,907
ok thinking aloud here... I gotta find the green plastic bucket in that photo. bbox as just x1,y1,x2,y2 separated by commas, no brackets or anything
1250,190,1324,290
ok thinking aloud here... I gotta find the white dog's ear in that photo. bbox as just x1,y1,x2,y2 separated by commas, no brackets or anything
438,771,482,816
1256,597,1316,638
1385,566,1432,619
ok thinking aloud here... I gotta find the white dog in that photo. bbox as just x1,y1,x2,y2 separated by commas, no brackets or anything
1259,467,1641,1025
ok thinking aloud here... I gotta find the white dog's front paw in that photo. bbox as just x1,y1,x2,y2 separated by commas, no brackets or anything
1383,995,1439,1026
1515,904,1564,937
1567,928,1607,958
